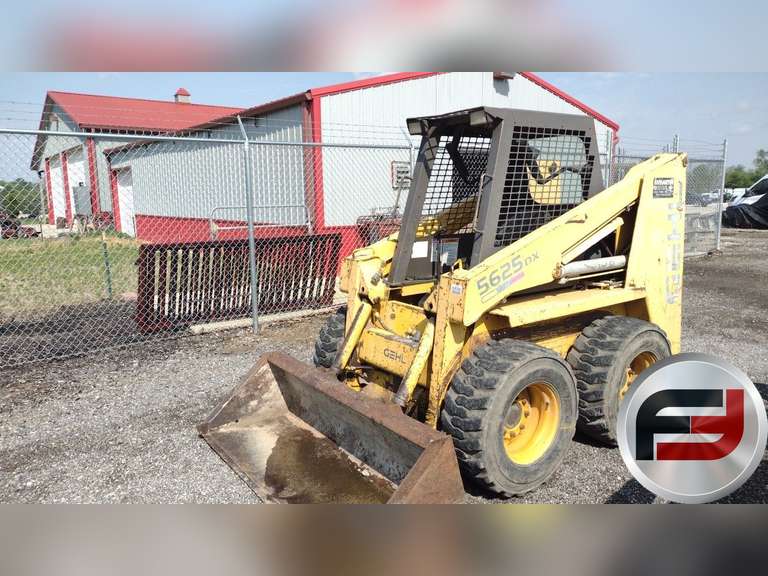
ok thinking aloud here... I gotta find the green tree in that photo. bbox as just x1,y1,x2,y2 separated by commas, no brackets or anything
753,149,768,176
725,165,756,188
0,178,42,217
724,149,768,189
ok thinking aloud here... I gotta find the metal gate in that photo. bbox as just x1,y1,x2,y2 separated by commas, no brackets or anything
135,233,342,333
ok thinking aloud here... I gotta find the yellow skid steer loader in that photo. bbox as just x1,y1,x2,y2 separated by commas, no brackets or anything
199,107,686,503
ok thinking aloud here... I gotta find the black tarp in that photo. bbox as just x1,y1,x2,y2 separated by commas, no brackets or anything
722,194,768,229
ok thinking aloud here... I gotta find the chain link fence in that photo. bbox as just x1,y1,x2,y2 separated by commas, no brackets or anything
0,122,727,367
608,136,727,257
0,123,412,367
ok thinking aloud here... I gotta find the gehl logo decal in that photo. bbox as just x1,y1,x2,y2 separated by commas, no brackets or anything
635,388,744,461
383,348,406,364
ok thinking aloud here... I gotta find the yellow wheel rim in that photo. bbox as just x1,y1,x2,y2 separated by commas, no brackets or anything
619,351,657,401
502,382,561,465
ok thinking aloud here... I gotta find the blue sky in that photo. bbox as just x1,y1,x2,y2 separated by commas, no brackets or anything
0,72,765,166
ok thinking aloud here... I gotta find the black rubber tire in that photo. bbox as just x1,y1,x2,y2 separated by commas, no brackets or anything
440,339,578,497
567,316,671,446
312,307,347,368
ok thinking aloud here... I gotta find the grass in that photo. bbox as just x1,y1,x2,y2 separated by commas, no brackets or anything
0,233,139,318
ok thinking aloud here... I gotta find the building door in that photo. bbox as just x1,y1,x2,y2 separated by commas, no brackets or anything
66,147,86,216
48,154,66,222
116,168,135,236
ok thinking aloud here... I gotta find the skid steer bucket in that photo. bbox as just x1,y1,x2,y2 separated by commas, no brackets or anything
198,353,465,504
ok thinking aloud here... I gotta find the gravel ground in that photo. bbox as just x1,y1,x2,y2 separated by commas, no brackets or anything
1,229,766,504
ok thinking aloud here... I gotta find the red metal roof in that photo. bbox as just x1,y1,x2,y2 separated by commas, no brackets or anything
230,92,311,122
46,90,243,132
308,72,439,98
219,73,438,123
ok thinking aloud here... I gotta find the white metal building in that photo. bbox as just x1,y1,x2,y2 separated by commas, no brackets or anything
30,89,243,228
104,72,619,243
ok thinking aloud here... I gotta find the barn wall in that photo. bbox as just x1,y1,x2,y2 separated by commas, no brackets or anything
241,105,308,227
66,147,85,217
108,105,307,238
34,105,124,214
93,137,134,212
319,72,615,227
487,74,614,154
48,154,66,221
318,145,411,228
109,140,245,221
38,105,81,163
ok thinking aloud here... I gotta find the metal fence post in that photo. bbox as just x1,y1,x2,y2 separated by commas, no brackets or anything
100,231,113,299
237,115,260,334
400,127,415,176
715,138,728,251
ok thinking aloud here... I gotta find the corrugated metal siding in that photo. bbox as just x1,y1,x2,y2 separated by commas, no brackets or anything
109,105,307,227
245,106,308,226
319,72,614,227
66,148,85,216
320,145,411,228
93,137,129,211
109,140,245,221
488,74,614,153
48,154,66,219
37,105,123,212
39,105,81,163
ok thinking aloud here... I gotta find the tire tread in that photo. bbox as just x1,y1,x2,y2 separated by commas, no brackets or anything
440,339,566,498
566,315,669,445
312,307,347,368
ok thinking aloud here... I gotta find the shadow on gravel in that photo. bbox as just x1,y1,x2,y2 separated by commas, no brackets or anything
572,429,614,449
604,449,767,504
605,479,656,504
460,475,497,501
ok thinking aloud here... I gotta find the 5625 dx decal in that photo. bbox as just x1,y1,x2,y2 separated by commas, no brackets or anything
476,252,539,303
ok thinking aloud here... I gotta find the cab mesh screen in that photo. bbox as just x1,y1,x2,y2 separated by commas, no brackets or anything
494,126,593,247
422,135,491,233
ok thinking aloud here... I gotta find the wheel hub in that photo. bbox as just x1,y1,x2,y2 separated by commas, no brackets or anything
504,402,525,431
619,351,657,400
503,383,560,465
